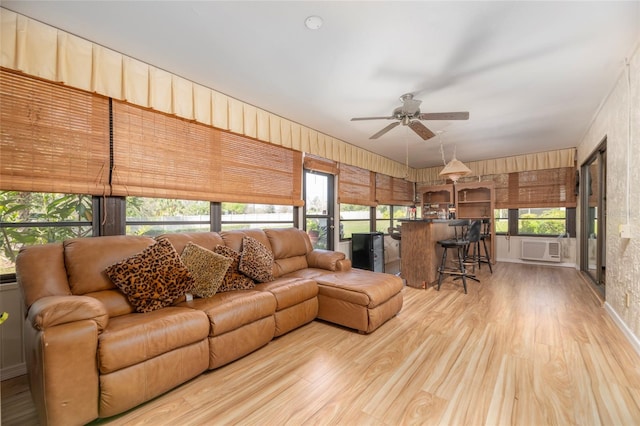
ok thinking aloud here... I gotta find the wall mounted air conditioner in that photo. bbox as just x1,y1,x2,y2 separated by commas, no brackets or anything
521,240,561,263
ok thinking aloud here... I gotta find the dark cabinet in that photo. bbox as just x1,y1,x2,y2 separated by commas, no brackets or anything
352,232,385,272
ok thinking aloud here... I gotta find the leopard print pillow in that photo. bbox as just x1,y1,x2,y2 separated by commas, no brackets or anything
213,245,255,292
105,238,194,313
181,242,232,298
239,236,274,283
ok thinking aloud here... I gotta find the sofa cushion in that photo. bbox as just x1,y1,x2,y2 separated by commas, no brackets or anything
157,232,225,256
178,290,276,336
264,228,312,277
254,278,318,310
181,242,232,298
105,238,194,313
64,235,156,295
220,229,271,253
214,245,255,291
313,269,404,308
239,236,274,283
265,228,312,258
98,306,209,374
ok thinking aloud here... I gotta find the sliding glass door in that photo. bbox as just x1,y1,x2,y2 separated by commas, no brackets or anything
304,171,335,250
581,141,606,295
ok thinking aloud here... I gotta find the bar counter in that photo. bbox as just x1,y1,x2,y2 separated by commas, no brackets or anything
398,219,457,288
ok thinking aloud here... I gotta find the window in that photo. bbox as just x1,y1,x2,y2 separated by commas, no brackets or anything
375,205,410,234
494,207,574,236
494,208,509,234
340,204,371,239
221,203,294,231
1,191,94,277
518,207,568,236
126,197,210,236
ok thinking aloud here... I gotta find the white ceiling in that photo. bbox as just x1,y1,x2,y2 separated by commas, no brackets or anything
3,1,639,168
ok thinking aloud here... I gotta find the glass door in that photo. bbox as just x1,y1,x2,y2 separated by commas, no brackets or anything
304,171,335,250
581,141,606,295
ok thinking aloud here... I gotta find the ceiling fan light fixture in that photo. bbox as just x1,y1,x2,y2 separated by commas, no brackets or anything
351,93,469,141
439,156,472,183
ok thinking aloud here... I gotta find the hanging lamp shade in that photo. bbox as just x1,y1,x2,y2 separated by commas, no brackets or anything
439,156,472,182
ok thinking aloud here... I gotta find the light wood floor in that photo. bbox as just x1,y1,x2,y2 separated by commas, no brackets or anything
3,262,640,425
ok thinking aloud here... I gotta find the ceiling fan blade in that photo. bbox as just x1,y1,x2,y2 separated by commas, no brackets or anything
418,112,470,120
370,121,400,139
408,121,436,140
351,116,395,121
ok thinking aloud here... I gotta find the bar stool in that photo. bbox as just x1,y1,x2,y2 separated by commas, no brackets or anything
436,220,481,294
466,218,493,273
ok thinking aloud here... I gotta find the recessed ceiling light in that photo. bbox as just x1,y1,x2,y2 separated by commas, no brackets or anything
305,16,323,30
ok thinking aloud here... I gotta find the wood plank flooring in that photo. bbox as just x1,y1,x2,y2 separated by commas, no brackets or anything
3,262,640,425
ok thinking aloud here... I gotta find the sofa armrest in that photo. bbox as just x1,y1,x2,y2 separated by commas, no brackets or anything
336,258,352,271
25,296,107,425
28,295,109,332
307,249,347,271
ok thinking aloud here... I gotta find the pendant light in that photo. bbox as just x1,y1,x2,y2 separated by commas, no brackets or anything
438,134,471,182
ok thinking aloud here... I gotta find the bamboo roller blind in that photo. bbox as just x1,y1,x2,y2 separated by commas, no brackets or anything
303,153,339,175
488,167,576,208
0,69,110,195
338,163,376,206
112,101,303,205
375,174,415,206
218,132,303,206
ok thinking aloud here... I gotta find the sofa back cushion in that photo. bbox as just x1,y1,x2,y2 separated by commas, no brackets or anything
104,238,195,313
220,229,271,253
16,243,71,310
265,228,312,277
64,235,156,295
157,232,224,256
63,236,156,317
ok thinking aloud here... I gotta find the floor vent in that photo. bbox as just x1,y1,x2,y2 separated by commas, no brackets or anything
521,240,561,262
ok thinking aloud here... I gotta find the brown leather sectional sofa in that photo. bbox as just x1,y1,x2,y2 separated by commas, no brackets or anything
16,227,403,425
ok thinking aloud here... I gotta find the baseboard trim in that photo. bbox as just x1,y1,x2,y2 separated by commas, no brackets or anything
604,302,640,357
1,362,26,381
496,257,576,269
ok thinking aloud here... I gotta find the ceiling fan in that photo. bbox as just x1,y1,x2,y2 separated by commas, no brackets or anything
351,93,469,140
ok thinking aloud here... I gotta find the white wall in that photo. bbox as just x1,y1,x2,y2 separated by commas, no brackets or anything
0,282,26,380
576,43,640,349
495,235,577,268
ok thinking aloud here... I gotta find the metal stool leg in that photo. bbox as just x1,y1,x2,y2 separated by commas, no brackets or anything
482,237,493,273
457,246,467,294
437,247,448,291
